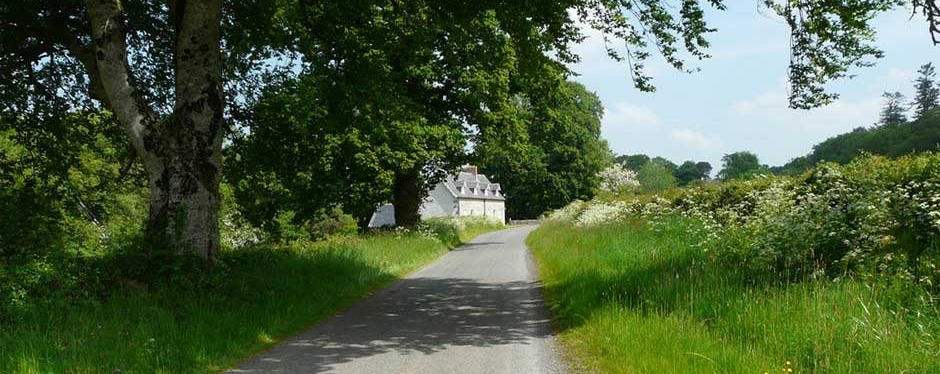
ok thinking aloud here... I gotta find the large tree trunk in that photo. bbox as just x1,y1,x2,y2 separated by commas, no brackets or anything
143,117,222,262
392,168,422,227
85,0,224,263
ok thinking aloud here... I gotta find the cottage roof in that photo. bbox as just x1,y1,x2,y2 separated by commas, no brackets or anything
443,168,504,201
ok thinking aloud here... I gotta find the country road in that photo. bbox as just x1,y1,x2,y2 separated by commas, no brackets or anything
227,225,566,374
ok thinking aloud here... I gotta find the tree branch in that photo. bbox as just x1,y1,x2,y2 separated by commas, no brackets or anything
83,0,158,157
58,33,110,105
913,0,940,45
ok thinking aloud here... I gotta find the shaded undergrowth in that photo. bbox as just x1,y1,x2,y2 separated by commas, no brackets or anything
1,230,479,373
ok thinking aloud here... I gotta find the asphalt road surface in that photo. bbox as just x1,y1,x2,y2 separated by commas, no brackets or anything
227,225,566,374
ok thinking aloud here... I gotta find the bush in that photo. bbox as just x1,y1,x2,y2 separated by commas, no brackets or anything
546,152,940,292
271,210,308,243
220,182,266,250
270,207,360,245
303,207,358,241
422,216,505,247
421,218,462,247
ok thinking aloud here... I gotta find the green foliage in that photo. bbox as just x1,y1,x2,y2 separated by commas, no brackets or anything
529,218,940,373
614,154,711,187
1,113,146,259
879,91,908,127
551,152,940,292
539,152,940,372
615,154,651,171
718,151,767,180
0,206,504,373
303,208,359,241
674,160,712,186
219,182,266,251
0,112,152,321
422,216,506,247
765,0,906,108
0,233,451,374
4,0,939,275
226,77,398,229
266,208,358,245
272,211,308,244
636,161,677,193
778,106,940,174
650,156,678,173
477,81,612,219
913,62,939,119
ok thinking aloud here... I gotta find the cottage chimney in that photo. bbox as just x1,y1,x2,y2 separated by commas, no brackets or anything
462,165,478,175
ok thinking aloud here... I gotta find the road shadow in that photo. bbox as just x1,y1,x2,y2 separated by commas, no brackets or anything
228,276,553,373
451,241,505,250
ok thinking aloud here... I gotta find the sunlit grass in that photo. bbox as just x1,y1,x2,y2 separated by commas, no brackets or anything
528,218,940,373
0,225,502,374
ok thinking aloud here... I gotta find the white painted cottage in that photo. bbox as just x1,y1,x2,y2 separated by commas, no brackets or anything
368,166,506,227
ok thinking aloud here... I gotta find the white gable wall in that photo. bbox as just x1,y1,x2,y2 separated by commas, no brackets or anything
419,195,447,218
368,204,396,227
429,183,458,216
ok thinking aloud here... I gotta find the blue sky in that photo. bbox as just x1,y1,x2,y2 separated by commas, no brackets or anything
567,3,937,171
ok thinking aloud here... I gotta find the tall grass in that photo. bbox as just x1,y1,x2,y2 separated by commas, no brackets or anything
0,221,501,374
528,218,940,373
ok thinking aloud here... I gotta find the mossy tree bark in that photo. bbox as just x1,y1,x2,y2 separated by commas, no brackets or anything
85,0,223,263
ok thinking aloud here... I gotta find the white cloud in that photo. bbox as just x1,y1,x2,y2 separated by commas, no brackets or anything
725,85,883,165
599,102,665,157
709,42,787,61
886,67,914,87
730,89,881,131
604,102,661,128
671,128,720,151
566,5,932,170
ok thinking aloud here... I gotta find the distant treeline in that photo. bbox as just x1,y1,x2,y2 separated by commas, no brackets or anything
612,154,713,192
776,62,940,175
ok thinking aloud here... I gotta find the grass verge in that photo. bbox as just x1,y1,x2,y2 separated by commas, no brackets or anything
528,218,940,374
1,223,503,374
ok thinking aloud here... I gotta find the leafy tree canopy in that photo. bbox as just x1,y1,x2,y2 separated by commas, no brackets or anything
477,81,612,219
777,62,940,174
637,161,678,193
675,160,712,186
616,154,652,171
718,151,766,181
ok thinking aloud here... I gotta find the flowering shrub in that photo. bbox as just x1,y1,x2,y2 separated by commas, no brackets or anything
597,164,640,194
575,200,631,226
546,199,588,221
547,153,940,291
